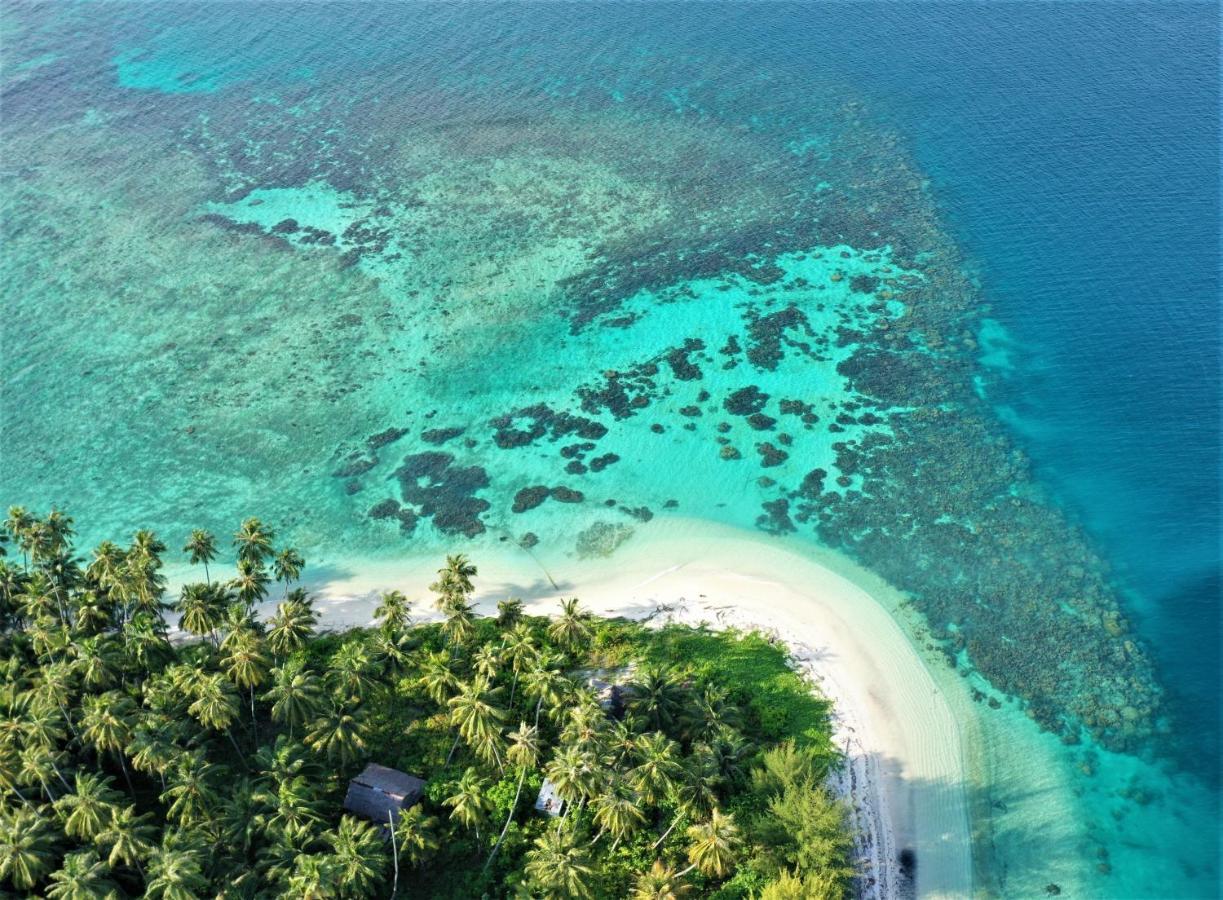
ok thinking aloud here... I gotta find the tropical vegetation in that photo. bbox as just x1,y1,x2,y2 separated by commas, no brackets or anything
0,508,854,898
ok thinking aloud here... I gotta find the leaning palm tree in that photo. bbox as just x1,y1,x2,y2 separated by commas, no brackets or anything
484,721,542,872
523,829,594,899
630,860,693,900
443,767,493,839
548,598,591,653
45,850,118,899
55,772,122,841
0,805,55,890
182,530,217,584
232,518,275,565
430,554,476,608
265,662,324,740
327,815,388,898
677,808,741,879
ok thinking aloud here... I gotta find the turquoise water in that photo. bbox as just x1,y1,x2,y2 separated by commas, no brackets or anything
1,3,1217,896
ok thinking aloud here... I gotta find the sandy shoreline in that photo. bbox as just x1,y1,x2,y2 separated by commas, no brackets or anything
250,520,974,899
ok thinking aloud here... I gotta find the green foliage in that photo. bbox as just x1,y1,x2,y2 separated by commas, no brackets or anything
0,511,852,899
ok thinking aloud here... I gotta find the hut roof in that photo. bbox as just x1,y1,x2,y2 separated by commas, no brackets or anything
343,764,426,825
534,778,565,817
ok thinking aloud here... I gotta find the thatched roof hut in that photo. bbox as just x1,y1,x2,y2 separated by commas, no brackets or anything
343,763,426,826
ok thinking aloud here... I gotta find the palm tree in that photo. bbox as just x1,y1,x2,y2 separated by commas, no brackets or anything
144,843,206,900
233,518,275,565
473,644,501,681
590,774,647,848
267,590,316,657
327,815,387,898
305,704,367,766
0,805,54,890
265,662,324,740
329,641,373,705
417,650,460,705
523,829,594,899
175,583,226,647
182,530,217,584
223,631,271,738
272,547,305,596
287,852,341,899
496,597,524,628
373,590,412,635
485,721,542,872
630,668,686,734
45,850,119,899
548,598,592,654
443,767,493,839
677,808,741,879
390,804,439,897
55,772,122,841
631,732,683,807
161,751,219,828
440,598,476,646
502,622,536,706
523,652,567,727
448,676,506,768
430,554,476,608
79,692,136,792
128,728,176,792
96,804,156,871
543,744,597,821
231,558,270,610
4,506,35,570
188,673,242,736
630,860,692,900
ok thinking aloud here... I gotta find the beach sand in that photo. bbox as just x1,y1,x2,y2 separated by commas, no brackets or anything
275,519,976,899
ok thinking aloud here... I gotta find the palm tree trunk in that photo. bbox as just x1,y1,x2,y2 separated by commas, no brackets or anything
676,862,698,878
483,766,527,875
652,814,682,851
446,731,462,764
49,758,71,792
204,560,210,586
116,751,135,794
388,810,400,899
249,687,259,747
509,671,518,708
588,826,606,846
226,730,248,768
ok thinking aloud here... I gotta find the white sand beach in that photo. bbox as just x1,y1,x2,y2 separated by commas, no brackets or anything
278,519,975,899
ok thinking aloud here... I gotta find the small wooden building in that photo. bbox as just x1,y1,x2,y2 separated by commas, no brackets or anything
343,763,426,826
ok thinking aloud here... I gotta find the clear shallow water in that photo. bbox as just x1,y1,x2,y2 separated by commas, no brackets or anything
1,2,1218,896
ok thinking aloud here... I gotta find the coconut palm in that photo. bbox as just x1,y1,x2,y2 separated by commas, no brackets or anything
543,744,598,820
267,591,316,657
175,583,226,647
631,732,684,807
271,547,305,596
393,804,439,870
327,815,387,898
443,767,493,839
144,844,206,900
305,704,367,766
652,755,719,851
523,829,594,899
502,621,536,706
548,598,591,653
161,751,219,827
96,804,156,870
485,721,542,872
373,590,412,635
417,650,460,705
74,635,120,689
187,673,242,740
231,559,270,610
474,644,501,681
128,728,176,791
329,641,373,704
0,804,54,890
45,849,119,899
223,631,271,737
448,676,506,768
523,652,567,727
79,692,136,791
590,774,647,848
182,530,217,584
496,597,524,629
678,808,741,879
55,772,122,840
265,662,324,740
630,668,686,734
430,554,476,608
630,860,692,900
4,506,35,569
233,518,275,565
440,598,476,646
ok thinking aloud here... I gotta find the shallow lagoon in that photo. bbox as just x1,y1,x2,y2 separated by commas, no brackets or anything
2,3,1217,895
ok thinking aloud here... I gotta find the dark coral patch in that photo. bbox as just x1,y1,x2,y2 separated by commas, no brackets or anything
395,451,490,537
757,498,796,534
724,386,769,416
756,442,789,468
367,427,408,450
421,427,465,445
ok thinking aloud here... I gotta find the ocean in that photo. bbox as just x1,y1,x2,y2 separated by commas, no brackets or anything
1,2,1218,896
